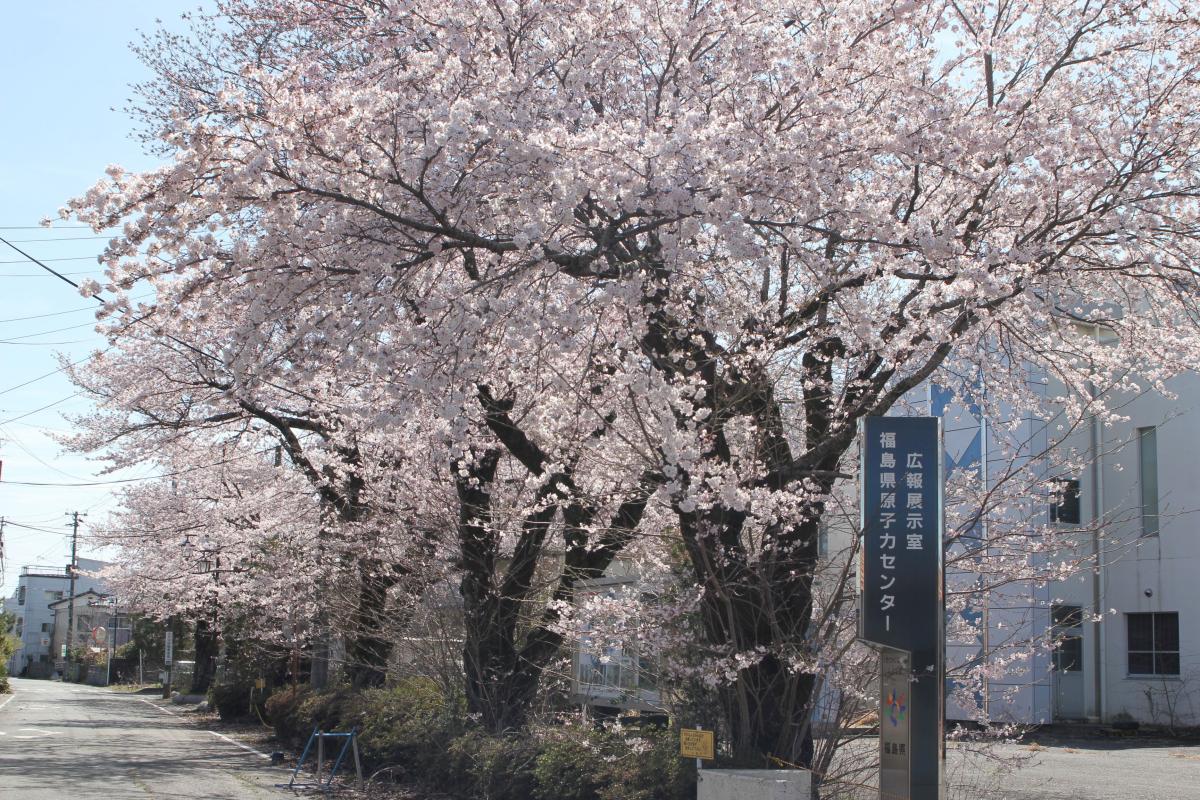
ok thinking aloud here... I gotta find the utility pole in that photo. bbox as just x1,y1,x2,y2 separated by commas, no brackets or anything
65,511,84,680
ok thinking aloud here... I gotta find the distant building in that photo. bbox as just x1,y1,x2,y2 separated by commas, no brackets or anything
48,589,131,665
3,558,108,678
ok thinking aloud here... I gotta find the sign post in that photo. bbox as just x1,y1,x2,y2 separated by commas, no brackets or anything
681,728,715,789
162,629,174,700
858,416,944,800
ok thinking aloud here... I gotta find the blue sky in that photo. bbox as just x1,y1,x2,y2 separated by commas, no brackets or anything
0,3,208,590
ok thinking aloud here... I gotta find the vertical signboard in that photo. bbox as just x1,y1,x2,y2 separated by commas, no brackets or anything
859,416,941,650
859,416,944,800
164,630,174,665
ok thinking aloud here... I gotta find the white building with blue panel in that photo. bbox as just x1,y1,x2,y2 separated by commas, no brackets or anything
928,367,1200,726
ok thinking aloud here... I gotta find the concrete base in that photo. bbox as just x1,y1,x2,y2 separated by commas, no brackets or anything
697,769,813,800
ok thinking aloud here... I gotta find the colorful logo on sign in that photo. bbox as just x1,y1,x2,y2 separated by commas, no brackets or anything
886,689,907,727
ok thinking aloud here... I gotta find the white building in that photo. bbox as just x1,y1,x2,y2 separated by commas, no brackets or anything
4,558,108,678
934,369,1200,727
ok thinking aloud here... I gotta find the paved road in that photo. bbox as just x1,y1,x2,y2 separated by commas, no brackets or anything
980,739,1200,800
0,678,288,799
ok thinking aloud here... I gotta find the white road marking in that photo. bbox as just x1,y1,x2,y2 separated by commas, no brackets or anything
0,694,15,713
206,729,272,760
12,728,54,740
131,696,279,767
136,697,177,716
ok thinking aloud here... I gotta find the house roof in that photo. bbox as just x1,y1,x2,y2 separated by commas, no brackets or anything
47,589,108,610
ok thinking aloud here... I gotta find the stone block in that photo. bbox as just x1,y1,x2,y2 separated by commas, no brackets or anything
696,768,813,800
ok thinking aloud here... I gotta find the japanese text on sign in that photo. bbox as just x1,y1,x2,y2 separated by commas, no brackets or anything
859,416,941,651
680,728,715,760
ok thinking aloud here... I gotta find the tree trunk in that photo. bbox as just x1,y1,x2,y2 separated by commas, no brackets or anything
681,496,824,766
190,619,218,694
345,562,396,689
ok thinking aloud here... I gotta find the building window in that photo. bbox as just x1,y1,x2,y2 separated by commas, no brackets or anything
17,587,25,606
1127,612,1179,676
1049,479,1081,525
1138,426,1159,537
40,623,50,633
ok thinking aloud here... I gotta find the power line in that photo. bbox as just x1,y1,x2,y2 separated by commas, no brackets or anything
0,339,90,346
0,256,100,264
0,392,82,425
0,270,104,278
0,235,225,369
4,520,72,535
0,350,110,398
0,236,91,291
0,445,278,488
0,422,94,482
2,236,116,242
0,320,101,341
0,294,154,325
0,225,91,230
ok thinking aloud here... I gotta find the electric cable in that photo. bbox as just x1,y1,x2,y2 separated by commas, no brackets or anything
2,235,118,242
0,320,104,341
0,256,101,264
0,350,111,398
1,270,104,278
0,444,279,487
0,393,82,425
0,294,153,324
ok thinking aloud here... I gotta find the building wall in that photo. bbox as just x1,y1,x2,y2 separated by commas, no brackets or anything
937,366,1200,726
5,558,108,676
1083,373,1200,725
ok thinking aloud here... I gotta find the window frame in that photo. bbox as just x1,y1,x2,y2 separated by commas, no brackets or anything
1126,612,1180,677
1049,478,1081,525
1137,426,1160,537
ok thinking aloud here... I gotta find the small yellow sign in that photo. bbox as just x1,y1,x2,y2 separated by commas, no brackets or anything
680,728,715,760
254,678,266,690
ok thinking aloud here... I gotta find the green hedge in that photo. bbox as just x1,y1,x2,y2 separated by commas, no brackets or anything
262,681,695,800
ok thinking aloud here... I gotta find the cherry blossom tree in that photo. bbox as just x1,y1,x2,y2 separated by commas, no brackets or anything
66,0,1200,767
62,315,456,689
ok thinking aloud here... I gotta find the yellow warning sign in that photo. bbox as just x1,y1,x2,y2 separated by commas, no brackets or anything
680,728,715,760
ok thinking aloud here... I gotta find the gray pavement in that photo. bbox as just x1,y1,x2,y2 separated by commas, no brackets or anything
977,738,1200,800
0,678,288,799
833,735,1200,799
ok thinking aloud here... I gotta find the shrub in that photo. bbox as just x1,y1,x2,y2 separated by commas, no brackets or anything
209,682,272,721
265,685,316,747
345,678,464,777
531,725,694,800
445,730,540,800
595,728,694,800
534,735,605,800
262,682,693,800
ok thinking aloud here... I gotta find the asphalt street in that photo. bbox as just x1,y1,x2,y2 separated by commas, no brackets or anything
0,678,287,799
979,739,1200,800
